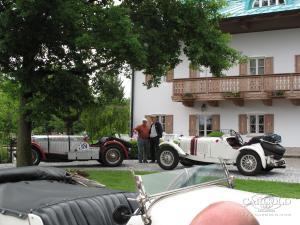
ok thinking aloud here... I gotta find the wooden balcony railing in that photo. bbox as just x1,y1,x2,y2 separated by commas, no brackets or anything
172,73,300,106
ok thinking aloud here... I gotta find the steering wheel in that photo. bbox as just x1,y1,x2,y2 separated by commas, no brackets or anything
230,130,244,146
236,132,244,146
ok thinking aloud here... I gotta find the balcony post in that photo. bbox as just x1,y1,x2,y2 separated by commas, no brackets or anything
291,74,294,92
261,76,265,92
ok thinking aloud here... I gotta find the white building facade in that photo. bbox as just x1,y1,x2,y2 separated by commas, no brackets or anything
132,0,300,148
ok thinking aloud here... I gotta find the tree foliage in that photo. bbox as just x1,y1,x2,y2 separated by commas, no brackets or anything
32,75,126,135
0,76,19,135
122,0,241,86
81,99,130,140
0,0,240,166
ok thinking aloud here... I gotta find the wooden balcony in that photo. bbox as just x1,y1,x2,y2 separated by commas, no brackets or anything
172,73,300,106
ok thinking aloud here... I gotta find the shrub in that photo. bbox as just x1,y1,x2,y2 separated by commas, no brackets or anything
208,131,224,137
129,140,138,159
0,146,9,163
183,93,193,98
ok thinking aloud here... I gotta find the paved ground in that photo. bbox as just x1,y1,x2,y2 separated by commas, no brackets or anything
1,158,300,183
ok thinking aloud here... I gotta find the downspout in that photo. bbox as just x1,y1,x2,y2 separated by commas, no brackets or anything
130,69,135,136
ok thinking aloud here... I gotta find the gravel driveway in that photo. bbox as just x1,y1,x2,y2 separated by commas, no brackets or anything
1,158,300,183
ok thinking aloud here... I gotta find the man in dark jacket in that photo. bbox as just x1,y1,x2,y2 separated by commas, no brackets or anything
149,115,163,163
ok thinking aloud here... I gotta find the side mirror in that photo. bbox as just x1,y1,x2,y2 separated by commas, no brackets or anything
113,205,132,224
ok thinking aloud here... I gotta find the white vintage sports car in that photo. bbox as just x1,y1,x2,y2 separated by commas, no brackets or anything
157,130,286,176
120,163,300,225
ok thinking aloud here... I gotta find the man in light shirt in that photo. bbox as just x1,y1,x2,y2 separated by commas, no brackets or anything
149,115,163,163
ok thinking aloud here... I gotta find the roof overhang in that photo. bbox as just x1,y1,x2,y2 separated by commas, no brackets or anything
220,9,300,34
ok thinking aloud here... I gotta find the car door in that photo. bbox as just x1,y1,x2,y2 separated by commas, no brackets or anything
209,138,237,160
195,138,210,159
49,136,69,155
68,136,99,160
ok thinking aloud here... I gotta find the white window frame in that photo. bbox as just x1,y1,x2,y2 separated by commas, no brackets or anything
198,115,213,137
248,57,265,75
248,114,265,134
252,0,285,8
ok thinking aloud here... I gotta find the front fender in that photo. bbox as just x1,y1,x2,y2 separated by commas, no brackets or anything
159,141,187,157
103,140,129,159
238,144,266,169
31,142,46,160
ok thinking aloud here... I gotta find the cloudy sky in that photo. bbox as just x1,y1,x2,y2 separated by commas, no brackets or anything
121,75,131,98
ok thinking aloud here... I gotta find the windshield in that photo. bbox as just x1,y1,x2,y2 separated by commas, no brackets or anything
139,164,229,196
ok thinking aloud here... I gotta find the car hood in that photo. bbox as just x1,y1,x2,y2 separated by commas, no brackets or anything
127,186,300,225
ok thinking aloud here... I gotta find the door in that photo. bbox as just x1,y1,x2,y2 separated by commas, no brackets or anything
199,115,213,137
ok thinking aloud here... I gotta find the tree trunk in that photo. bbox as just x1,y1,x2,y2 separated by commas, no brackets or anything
16,94,33,167
65,119,74,135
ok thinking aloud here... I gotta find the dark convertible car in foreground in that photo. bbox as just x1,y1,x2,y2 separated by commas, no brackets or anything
0,167,137,225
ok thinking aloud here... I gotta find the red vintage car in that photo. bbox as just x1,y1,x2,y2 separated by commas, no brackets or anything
28,135,131,166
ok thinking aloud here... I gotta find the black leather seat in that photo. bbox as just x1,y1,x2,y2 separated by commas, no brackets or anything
35,192,138,225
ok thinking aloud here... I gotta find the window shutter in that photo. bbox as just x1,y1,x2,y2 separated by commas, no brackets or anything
212,114,220,131
295,55,300,73
189,114,198,136
165,115,174,134
145,74,152,84
238,114,247,135
239,63,248,76
189,64,198,78
264,114,274,134
264,57,274,74
166,69,174,82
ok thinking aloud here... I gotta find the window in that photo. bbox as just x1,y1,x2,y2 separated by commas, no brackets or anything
249,115,265,134
198,115,212,136
252,0,285,8
249,58,265,75
156,115,166,132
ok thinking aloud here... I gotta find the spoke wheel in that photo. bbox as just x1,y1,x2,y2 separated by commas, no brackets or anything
32,149,41,166
157,146,179,170
102,145,124,167
237,150,262,176
240,155,257,172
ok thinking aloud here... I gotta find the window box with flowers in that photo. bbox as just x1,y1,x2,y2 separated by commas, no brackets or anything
269,90,285,98
223,91,242,99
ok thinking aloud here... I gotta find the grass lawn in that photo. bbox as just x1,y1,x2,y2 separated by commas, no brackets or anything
87,170,300,199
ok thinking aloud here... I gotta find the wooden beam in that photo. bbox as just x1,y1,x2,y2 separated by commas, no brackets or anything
232,99,244,107
239,21,251,30
207,101,219,107
290,99,300,106
221,12,300,34
262,99,272,106
182,100,194,107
